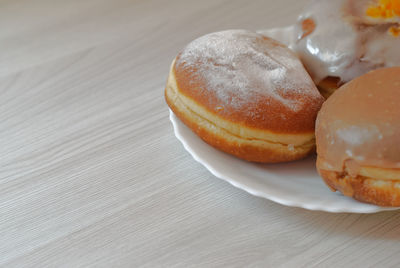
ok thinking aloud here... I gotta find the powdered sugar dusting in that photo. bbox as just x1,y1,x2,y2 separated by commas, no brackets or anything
175,30,318,112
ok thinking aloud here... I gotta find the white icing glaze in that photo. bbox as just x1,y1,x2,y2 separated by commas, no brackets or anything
316,67,400,172
175,30,319,112
291,0,400,84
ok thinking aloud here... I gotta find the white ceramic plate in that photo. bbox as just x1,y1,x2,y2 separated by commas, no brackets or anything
170,110,397,213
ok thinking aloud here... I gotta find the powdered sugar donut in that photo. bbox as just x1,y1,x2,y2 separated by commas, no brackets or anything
165,30,324,163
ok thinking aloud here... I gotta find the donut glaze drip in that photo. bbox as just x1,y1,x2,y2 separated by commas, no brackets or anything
292,0,400,84
316,67,400,174
174,30,324,133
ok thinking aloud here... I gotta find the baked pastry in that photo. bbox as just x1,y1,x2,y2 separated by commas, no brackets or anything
165,30,325,163
292,0,400,97
316,67,400,206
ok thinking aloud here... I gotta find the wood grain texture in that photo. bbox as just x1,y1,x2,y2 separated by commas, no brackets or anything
1,0,400,267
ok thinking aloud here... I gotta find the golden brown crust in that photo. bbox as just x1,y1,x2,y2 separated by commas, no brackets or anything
174,39,325,134
166,30,325,163
318,168,400,207
166,63,316,163
316,76,341,99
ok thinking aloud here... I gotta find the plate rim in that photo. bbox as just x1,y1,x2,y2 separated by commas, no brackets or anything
169,109,398,213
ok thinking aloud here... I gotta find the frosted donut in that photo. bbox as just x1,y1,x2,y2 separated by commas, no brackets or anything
316,67,400,206
292,0,400,97
165,30,325,163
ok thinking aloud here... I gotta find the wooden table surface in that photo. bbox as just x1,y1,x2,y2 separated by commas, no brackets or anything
1,0,400,267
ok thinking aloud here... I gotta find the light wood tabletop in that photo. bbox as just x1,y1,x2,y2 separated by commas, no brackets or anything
1,0,400,267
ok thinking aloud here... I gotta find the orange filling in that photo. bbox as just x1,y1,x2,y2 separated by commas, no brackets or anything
367,0,400,36
301,18,316,39
366,0,400,19
389,25,400,36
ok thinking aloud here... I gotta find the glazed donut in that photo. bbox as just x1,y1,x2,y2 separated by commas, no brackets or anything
292,0,400,97
165,30,324,163
316,67,400,206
